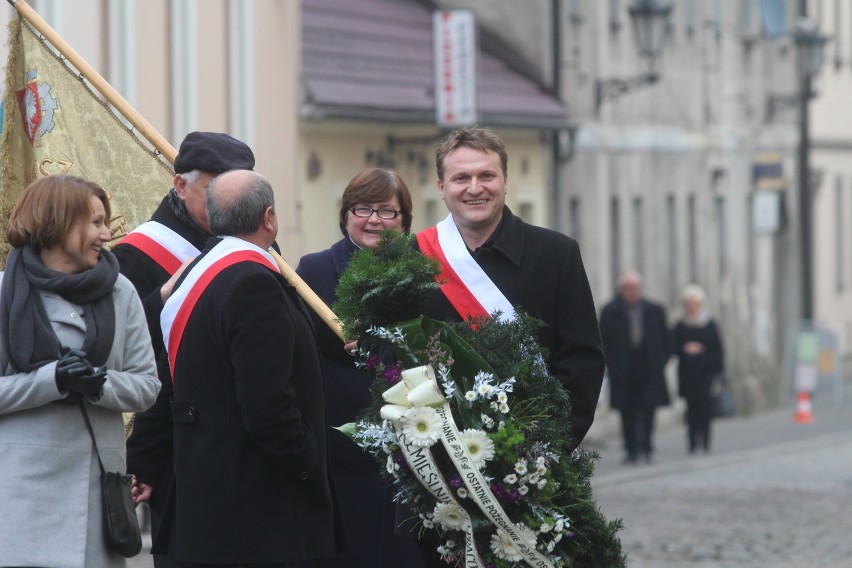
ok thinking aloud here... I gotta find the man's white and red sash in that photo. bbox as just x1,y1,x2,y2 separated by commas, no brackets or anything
116,221,201,275
160,237,280,378
417,214,516,323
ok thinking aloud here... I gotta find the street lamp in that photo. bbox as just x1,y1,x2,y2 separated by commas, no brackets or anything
794,17,829,79
595,0,673,113
795,16,829,321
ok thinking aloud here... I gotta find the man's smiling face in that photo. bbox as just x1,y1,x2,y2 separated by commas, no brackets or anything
438,146,507,242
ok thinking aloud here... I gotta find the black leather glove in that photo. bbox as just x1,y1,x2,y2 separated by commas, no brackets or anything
55,348,105,396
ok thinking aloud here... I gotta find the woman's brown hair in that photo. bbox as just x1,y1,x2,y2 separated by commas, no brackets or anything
7,175,111,251
338,168,413,235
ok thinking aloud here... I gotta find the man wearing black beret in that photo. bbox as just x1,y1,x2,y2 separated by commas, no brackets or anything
116,131,254,568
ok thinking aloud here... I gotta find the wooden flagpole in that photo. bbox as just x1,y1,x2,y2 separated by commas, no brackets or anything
6,0,346,341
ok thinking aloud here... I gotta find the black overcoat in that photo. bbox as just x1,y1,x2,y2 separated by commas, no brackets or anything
673,318,724,401
599,296,672,410
154,241,341,564
297,237,421,567
115,195,208,515
420,207,606,450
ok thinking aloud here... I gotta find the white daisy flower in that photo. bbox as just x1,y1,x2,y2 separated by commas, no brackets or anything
460,429,495,469
499,402,510,414
519,485,529,495
496,391,508,404
537,478,547,489
528,473,540,484
490,531,523,563
401,407,441,447
465,390,477,402
540,523,552,533
477,383,494,397
489,524,537,563
432,502,470,531
514,459,528,475
503,473,518,485
457,488,468,499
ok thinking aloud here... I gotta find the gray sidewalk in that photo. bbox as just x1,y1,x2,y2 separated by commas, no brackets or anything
586,393,852,485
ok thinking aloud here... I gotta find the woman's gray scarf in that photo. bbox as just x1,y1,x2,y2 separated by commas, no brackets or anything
0,245,118,372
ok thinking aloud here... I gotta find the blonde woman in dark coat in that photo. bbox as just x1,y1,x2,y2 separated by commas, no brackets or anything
673,284,724,454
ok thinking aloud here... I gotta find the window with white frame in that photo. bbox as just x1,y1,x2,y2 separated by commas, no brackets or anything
632,196,645,276
170,0,198,143
687,194,697,283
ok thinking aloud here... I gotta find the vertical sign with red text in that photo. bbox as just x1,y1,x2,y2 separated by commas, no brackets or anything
433,10,478,127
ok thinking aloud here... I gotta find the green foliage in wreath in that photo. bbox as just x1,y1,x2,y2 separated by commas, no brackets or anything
333,231,441,339
335,231,626,567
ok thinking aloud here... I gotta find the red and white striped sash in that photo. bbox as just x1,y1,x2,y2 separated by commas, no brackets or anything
417,214,515,323
160,237,280,378
116,221,201,275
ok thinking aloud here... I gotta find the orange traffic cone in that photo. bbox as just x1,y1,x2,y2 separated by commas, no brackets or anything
793,391,814,424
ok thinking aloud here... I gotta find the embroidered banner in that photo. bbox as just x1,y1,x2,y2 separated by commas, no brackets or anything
0,16,174,266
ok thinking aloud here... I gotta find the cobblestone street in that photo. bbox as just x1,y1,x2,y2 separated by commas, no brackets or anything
129,400,852,568
591,399,852,568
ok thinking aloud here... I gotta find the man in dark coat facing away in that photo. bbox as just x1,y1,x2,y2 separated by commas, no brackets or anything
119,131,255,568
153,169,343,566
599,269,672,464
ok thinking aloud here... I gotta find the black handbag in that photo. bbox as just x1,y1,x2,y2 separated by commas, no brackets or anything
80,403,143,557
711,375,736,418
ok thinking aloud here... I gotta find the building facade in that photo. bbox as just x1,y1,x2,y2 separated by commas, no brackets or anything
1,0,841,432
0,0,303,259
810,0,852,389
437,1,820,427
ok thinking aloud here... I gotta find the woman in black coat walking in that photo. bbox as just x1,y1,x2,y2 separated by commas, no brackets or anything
673,284,724,453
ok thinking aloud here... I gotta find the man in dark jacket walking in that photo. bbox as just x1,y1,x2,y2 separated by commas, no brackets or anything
599,270,672,464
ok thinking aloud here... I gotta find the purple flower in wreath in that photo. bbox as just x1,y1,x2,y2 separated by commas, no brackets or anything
365,353,382,370
383,364,402,384
449,476,463,489
489,483,509,503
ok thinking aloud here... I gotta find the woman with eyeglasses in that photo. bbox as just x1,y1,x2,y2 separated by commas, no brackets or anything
296,168,421,568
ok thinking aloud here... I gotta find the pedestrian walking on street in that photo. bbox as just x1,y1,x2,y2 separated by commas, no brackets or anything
673,284,724,454
600,270,671,464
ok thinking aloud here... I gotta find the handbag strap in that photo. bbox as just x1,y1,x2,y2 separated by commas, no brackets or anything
79,402,107,477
